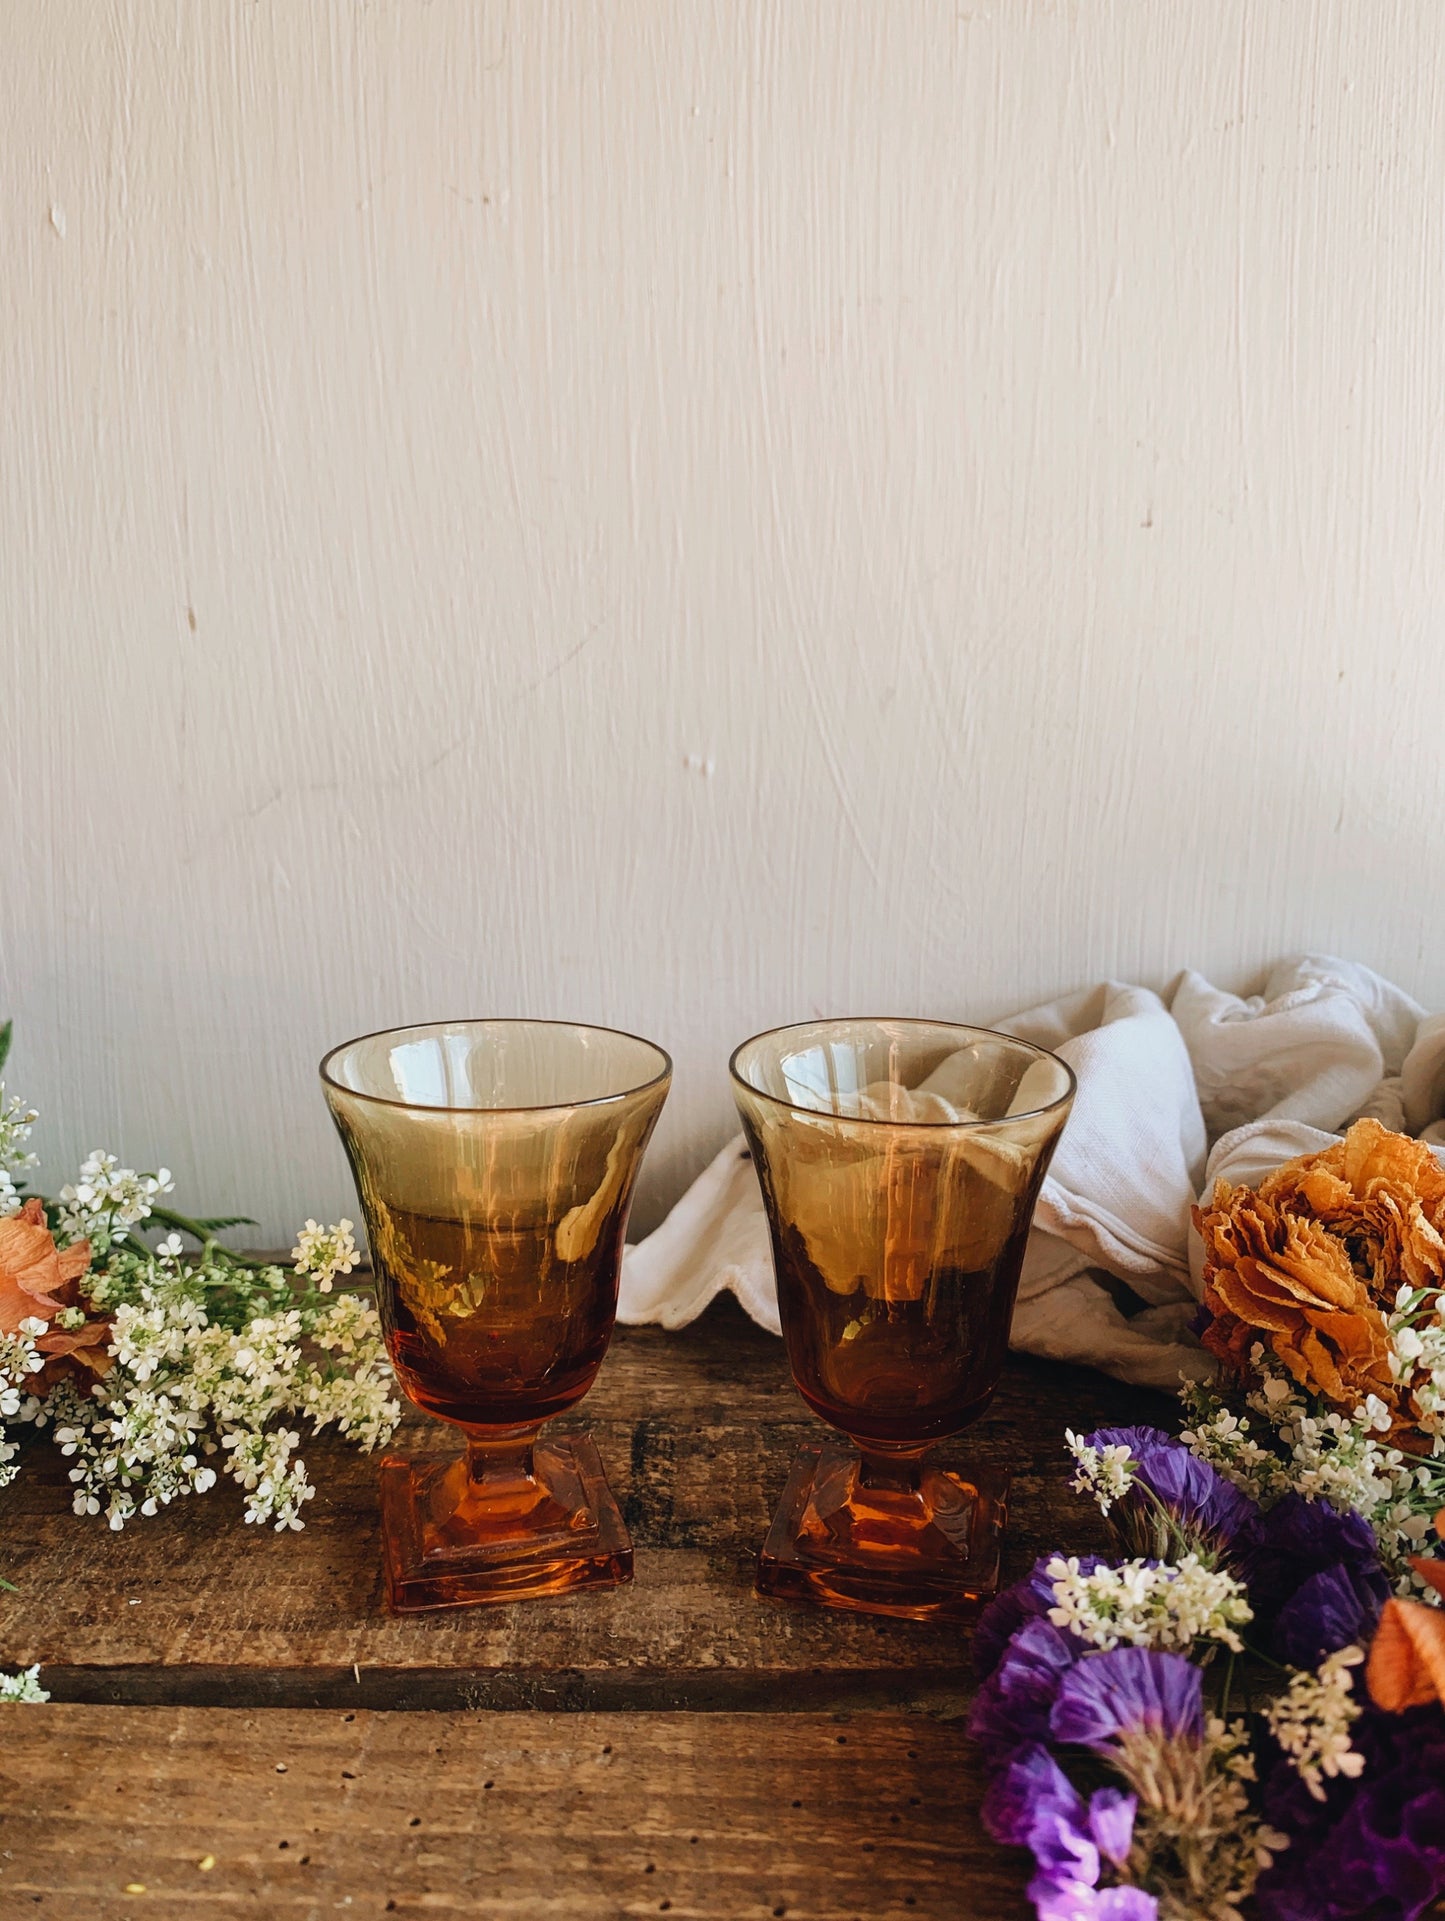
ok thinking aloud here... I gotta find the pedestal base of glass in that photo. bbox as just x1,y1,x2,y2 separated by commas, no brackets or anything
756,1438,1010,1623
379,1433,633,1613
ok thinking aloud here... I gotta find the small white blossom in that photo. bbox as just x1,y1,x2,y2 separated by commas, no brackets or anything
0,1665,49,1704
49,1225,397,1531
1064,1428,1137,1514
0,1320,49,1488
1182,1338,1445,1596
56,1150,173,1249
291,1219,361,1294
0,1070,396,1529
0,1085,39,1180
1264,1646,1367,1802
1045,1552,1253,1654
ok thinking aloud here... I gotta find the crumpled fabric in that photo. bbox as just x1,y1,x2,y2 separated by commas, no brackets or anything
619,956,1445,1392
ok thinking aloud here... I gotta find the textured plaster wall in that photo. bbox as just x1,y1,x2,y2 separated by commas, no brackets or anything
4,1,1445,1241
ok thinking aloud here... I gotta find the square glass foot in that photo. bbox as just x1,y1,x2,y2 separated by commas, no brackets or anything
380,1434,633,1613
757,1437,1010,1623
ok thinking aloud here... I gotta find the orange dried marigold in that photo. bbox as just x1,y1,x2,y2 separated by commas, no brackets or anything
1260,1118,1445,1297
1193,1179,1395,1409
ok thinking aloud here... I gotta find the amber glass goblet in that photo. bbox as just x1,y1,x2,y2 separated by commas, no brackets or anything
322,1019,670,1613
731,1018,1074,1622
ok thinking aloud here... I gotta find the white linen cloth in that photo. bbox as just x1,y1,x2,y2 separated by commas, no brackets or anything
618,956,1445,1392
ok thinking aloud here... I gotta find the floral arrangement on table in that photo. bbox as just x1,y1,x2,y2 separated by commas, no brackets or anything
975,1118,1445,1920
0,1024,399,1549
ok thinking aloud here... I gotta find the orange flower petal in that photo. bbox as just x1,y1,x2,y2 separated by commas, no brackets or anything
55,1238,92,1287
0,1203,66,1332
1367,1597,1445,1711
34,1318,114,1383
1411,1555,1445,1602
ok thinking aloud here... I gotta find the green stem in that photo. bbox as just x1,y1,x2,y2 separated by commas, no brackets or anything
141,1208,275,1271
1219,1650,1236,1722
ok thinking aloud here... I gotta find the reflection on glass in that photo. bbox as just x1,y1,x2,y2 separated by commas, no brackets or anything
731,1018,1074,1621
323,1019,670,1612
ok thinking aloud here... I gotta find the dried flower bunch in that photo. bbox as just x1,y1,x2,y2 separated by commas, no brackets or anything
1188,1118,1445,1593
978,1118,1445,1920
0,1023,399,1545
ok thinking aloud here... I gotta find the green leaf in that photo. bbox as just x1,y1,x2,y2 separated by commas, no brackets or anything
149,1204,259,1237
0,1020,11,1073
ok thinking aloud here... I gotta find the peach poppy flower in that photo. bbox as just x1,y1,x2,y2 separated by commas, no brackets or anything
0,1198,91,1334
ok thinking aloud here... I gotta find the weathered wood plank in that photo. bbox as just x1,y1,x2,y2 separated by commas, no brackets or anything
0,1704,1031,1921
0,1300,1174,1707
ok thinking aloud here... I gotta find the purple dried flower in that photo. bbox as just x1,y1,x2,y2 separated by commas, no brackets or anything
1273,1564,1383,1668
980,1741,1086,1852
1086,1786,1137,1870
1030,1879,1158,1921
983,1747,1155,1921
1081,1424,1258,1557
969,1617,1083,1766
1049,1647,1205,1751
975,1556,1104,1681
1235,1493,1390,1663
1256,1699,1445,1920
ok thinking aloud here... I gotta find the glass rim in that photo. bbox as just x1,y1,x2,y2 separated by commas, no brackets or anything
319,1017,673,1117
727,1016,1077,1130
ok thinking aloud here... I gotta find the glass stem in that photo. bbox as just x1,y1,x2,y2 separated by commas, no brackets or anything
856,1444,928,1497
465,1430,541,1498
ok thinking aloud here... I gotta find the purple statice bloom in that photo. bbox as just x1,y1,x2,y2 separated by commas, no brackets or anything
1050,1647,1205,1751
1085,1786,1137,1870
1256,1700,1445,1921
975,1556,1105,1681
1081,1424,1259,1554
1234,1493,1390,1664
984,1747,1154,1921
969,1617,1084,1766
1030,1880,1158,1921
982,1742,1093,1867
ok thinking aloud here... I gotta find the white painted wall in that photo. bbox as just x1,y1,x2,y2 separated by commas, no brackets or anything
5,1,1445,1244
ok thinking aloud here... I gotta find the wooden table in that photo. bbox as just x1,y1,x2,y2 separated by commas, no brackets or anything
0,1297,1173,1919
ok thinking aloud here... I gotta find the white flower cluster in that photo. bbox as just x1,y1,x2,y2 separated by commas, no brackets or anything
291,1218,361,1293
0,1318,47,1489
53,1251,400,1531
1263,1645,1366,1803
0,1665,48,1704
1389,1282,1445,1446
1177,1400,1293,1508
0,1084,39,1219
1046,1552,1254,1655
1182,1342,1445,1598
1064,1428,1137,1513
55,1151,173,1252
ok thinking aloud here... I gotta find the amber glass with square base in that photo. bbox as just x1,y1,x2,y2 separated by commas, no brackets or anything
756,1441,1010,1622
379,1434,632,1612
732,1018,1073,1622
322,1019,669,1614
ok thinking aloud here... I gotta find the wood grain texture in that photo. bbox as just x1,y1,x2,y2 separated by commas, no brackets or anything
0,1705,1030,1921
0,1301,1173,1709
7,2,1445,1243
